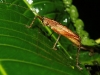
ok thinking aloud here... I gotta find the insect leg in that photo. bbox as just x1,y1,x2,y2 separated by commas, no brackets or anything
52,34,61,50
26,16,38,28
76,46,83,70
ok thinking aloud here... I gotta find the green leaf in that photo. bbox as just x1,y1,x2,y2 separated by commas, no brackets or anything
1,0,98,75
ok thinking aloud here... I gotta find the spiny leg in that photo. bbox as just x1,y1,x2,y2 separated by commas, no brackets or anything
52,34,61,50
76,45,83,70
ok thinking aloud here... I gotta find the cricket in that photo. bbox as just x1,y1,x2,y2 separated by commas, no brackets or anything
27,15,83,70
0,2,83,70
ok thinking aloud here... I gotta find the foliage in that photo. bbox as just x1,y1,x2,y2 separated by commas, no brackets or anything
0,0,100,75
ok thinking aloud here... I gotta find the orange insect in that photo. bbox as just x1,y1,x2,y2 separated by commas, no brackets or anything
27,15,82,70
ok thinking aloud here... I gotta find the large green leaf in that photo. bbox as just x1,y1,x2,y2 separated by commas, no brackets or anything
0,0,99,75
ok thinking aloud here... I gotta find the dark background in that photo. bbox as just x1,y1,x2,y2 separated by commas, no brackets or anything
73,0,100,40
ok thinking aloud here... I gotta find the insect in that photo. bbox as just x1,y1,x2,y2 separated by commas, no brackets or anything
0,2,83,70
27,15,83,70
